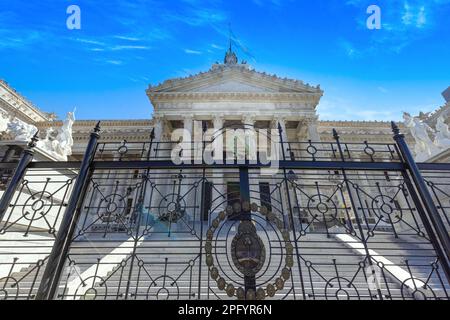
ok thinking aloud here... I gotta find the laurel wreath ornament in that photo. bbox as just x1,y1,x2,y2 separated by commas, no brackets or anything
204,201,294,300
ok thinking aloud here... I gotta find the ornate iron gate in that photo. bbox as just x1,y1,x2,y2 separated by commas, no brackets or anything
0,122,450,300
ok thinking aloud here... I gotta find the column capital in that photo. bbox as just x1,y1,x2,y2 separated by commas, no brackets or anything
213,114,225,128
242,114,255,125
307,115,319,123
273,116,287,127
153,114,164,123
182,115,194,121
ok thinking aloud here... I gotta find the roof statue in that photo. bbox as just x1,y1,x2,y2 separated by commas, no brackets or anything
403,112,440,161
434,116,450,149
224,43,238,65
7,117,38,142
37,110,75,161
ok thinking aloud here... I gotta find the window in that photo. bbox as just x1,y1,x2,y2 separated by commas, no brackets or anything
202,182,213,221
227,182,241,207
226,182,241,220
259,182,272,212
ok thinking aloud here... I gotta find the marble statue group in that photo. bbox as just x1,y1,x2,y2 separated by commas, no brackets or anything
0,110,75,161
403,112,450,162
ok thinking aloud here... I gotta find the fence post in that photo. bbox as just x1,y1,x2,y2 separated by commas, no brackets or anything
0,132,39,222
35,122,101,300
391,122,450,281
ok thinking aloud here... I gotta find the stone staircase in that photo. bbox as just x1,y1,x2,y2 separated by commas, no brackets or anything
2,226,449,300
56,229,405,300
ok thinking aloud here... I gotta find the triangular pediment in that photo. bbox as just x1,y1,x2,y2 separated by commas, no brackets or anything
148,64,322,95
179,77,278,93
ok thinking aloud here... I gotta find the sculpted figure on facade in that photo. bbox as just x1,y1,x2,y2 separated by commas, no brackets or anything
403,112,440,161
38,128,58,152
37,111,75,160
56,111,75,157
0,111,9,134
434,116,450,149
7,117,38,142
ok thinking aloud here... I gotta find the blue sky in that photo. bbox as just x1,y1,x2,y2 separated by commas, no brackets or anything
0,0,449,121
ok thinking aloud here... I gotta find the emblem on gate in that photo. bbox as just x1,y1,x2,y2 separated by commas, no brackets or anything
204,202,294,300
231,221,265,277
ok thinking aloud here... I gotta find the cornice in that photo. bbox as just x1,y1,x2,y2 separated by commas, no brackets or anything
147,64,323,95
150,92,323,105
317,120,404,129
37,119,153,129
0,80,53,123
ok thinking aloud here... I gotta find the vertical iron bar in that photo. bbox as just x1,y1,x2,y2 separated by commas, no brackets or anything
278,122,307,300
35,122,101,300
198,168,206,300
391,122,450,282
239,166,257,296
197,122,208,299
333,129,384,300
0,132,39,222
124,129,156,299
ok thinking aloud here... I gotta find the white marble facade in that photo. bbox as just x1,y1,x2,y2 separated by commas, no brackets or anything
2,52,448,164
0,50,449,232
1,51,450,301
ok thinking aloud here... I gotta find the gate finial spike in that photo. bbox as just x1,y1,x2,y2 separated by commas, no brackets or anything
28,130,39,149
332,128,339,140
391,121,401,135
94,121,101,133
150,128,155,140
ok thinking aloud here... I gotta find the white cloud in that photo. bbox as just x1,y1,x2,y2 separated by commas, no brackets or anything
75,38,106,46
184,49,203,55
343,0,449,55
105,60,123,65
402,3,427,28
338,40,361,58
111,45,151,51
114,35,141,41
164,8,227,26
211,44,224,50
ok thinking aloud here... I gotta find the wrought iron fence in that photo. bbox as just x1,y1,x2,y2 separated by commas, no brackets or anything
0,122,449,300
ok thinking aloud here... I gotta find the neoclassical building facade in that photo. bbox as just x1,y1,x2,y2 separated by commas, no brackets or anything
2,50,449,166
1,49,450,300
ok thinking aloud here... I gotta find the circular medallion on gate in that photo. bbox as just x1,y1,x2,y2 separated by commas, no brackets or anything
231,221,266,277
205,202,294,300
306,194,338,223
0,276,19,300
371,195,402,224
23,191,54,221
158,194,186,223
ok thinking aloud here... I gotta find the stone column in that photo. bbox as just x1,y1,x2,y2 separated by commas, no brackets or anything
212,115,226,211
243,115,259,207
276,116,289,160
306,116,321,142
181,116,194,221
1,145,18,162
243,115,257,162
